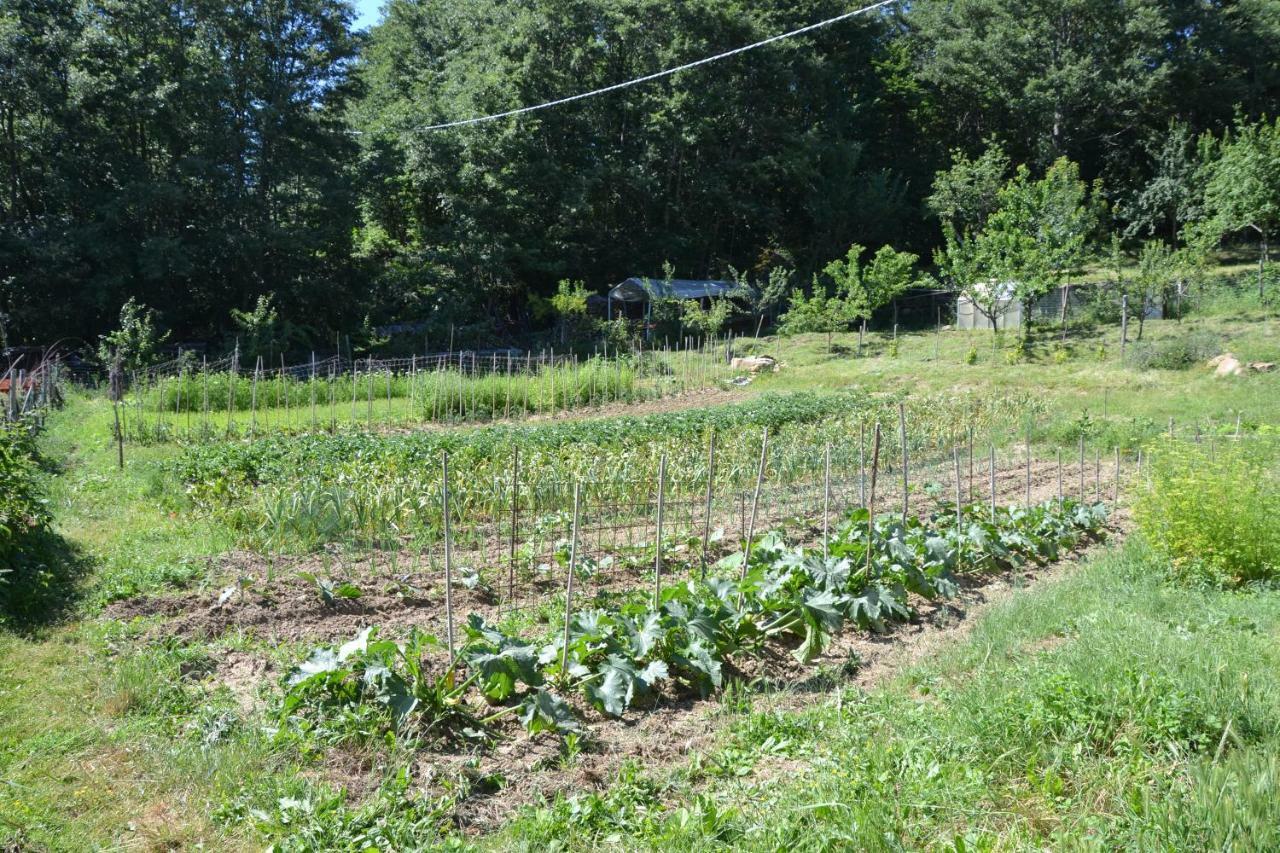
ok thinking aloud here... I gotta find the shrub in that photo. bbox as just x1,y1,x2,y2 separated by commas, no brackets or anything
0,423,49,574
1133,440,1280,586
1126,330,1221,370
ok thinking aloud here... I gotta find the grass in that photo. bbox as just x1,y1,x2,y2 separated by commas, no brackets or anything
741,309,1280,432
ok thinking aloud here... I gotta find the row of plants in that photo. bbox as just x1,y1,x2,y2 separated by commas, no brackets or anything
139,358,643,417
117,348,740,445
278,498,1109,748
172,390,1045,529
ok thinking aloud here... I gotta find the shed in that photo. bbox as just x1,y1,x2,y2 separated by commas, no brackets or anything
606,277,749,322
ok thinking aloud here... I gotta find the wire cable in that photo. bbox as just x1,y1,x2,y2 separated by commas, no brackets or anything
401,0,899,133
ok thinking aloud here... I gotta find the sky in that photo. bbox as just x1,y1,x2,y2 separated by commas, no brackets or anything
352,0,382,30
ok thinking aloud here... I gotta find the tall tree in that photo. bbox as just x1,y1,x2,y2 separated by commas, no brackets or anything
1194,115,1280,299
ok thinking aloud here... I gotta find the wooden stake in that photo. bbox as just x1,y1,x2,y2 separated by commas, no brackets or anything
561,482,581,677
654,454,667,609
1112,447,1121,505
989,444,997,519
508,447,520,606
1078,435,1086,500
442,452,455,666
737,428,769,594
822,443,832,560
700,431,717,580
898,403,909,523
1024,432,1032,507
1057,448,1063,506
858,421,866,506
866,423,882,577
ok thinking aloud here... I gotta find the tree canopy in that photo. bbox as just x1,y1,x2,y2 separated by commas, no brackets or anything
2,0,1278,349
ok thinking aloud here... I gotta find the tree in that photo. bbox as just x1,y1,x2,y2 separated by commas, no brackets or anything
97,297,169,372
779,276,856,352
681,298,734,338
230,294,280,365
731,262,793,334
933,154,1095,340
926,144,1010,234
1194,116,1280,299
1132,239,1175,341
862,245,920,327
549,280,590,346
1121,120,1205,242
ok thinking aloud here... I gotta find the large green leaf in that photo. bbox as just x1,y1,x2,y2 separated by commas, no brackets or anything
518,690,582,735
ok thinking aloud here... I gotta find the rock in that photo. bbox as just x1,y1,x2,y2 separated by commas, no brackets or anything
1250,362,1276,373
1214,355,1245,377
730,355,778,373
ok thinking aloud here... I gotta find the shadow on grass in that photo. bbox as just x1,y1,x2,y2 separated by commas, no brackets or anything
0,529,93,635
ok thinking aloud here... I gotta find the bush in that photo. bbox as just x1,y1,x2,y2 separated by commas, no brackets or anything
1134,439,1280,586
1126,330,1221,370
0,423,49,574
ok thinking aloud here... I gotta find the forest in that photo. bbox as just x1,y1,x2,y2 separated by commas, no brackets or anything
3,0,1279,350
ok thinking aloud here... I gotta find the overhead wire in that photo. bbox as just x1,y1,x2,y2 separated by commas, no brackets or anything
384,0,899,134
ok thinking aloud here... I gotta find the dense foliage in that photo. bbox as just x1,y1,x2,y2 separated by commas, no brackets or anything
4,0,1279,347
0,424,47,575
1134,438,1280,587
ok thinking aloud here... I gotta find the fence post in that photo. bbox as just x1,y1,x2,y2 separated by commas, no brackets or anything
989,444,997,519
561,482,581,677
700,431,717,580
653,454,668,609
442,452,455,667
898,403,909,523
